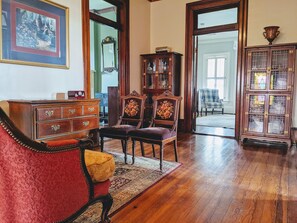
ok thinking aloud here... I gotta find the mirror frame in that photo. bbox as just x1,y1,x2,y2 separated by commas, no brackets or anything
102,36,117,72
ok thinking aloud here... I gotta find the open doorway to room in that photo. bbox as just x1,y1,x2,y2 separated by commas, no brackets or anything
90,20,118,126
83,0,129,126
195,30,238,137
184,0,248,139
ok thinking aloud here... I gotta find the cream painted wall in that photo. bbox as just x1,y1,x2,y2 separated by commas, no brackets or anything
0,0,84,100
129,0,151,93
141,0,297,124
247,0,297,46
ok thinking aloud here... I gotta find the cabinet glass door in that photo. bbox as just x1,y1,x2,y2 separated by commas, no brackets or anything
270,49,290,90
267,95,289,135
246,94,266,133
248,50,269,90
143,58,156,89
157,57,170,89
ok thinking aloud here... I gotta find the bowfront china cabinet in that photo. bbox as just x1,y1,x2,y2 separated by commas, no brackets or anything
141,52,182,124
241,44,296,147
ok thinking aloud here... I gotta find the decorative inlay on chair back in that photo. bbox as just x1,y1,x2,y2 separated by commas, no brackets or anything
156,99,175,121
152,90,182,129
120,90,146,126
123,98,141,118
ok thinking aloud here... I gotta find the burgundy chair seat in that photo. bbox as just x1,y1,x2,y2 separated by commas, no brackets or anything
100,125,137,136
129,127,176,140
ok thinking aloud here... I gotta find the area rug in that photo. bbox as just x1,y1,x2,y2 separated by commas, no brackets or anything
196,114,235,129
74,152,181,222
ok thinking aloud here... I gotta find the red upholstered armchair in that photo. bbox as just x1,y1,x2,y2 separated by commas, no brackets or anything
0,108,113,223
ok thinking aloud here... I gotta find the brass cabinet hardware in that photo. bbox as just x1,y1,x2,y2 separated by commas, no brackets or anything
83,121,90,127
51,124,60,132
45,110,54,117
68,109,76,114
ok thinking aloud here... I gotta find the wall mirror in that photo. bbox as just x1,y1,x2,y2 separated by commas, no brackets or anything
102,36,117,72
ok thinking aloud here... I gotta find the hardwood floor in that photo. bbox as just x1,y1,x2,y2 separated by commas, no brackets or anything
102,134,297,223
195,125,235,137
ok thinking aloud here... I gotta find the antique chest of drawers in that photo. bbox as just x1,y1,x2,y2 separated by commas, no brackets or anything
8,99,100,142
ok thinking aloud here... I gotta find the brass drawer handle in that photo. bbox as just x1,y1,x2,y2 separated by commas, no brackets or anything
88,107,95,112
83,121,90,126
68,109,76,114
45,110,54,117
51,124,60,132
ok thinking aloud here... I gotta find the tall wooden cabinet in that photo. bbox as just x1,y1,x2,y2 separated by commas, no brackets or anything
141,52,182,123
241,44,296,147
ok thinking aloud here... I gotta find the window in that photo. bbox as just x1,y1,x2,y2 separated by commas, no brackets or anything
197,8,238,29
204,53,230,100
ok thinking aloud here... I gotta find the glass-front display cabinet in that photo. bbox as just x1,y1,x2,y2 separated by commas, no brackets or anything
241,44,296,147
141,52,182,125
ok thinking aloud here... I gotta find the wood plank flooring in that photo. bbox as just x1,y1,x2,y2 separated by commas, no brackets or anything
195,125,235,137
102,133,297,223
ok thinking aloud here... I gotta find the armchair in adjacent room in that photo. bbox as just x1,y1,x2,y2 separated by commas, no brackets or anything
0,108,114,223
198,88,224,116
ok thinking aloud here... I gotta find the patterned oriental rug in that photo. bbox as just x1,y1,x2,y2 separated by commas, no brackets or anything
74,152,181,222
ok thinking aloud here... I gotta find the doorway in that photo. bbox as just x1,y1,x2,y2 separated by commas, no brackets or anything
184,0,248,139
195,30,238,137
82,0,129,126
82,0,130,99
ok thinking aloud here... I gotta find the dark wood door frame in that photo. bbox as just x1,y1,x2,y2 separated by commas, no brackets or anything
82,0,130,99
184,0,248,140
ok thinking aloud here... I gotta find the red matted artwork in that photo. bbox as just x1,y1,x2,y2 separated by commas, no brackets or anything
0,0,69,68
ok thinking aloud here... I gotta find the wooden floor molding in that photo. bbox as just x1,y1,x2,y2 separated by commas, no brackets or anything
101,133,297,223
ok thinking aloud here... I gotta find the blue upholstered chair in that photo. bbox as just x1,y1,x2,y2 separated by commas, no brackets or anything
198,88,224,116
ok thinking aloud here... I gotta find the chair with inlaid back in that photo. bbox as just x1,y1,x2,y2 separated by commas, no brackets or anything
99,91,146,163
129,90,182,171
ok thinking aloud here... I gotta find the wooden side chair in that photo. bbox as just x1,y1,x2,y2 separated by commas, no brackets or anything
129,91,182,170
99,90,146,163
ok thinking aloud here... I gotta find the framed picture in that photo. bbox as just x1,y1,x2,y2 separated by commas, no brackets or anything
0,0,69,69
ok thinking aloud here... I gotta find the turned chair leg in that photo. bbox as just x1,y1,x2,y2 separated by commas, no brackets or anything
101,193,113,223
120,140,125,153
160,145,163,171
100,136,104,152
122,140,128,164
173,139,178,162
132,140,135,164
152,144,156,157
140,142,145,156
